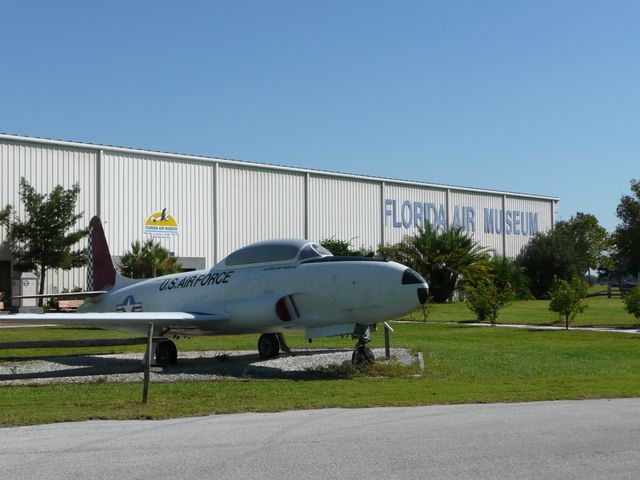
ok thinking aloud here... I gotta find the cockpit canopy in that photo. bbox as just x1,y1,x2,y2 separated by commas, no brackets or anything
217,239,333,268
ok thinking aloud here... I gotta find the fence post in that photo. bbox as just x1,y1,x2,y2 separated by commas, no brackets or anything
383,322,394,358
142,322,154,404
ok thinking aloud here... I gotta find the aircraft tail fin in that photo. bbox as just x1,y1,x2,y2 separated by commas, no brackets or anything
87,216,118,291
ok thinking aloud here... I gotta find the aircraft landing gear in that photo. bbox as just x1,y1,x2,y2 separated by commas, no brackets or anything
258,333,280,358
276,333,294,355
351,325,375,365
155,339,178,366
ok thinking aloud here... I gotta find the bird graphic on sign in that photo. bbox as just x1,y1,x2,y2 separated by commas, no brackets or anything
153,208,169,222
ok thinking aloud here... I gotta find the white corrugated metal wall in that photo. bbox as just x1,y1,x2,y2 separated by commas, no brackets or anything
308,175,381,251
0,139,97,292
100,152,215,264
0,135,559,295
216,166,306,258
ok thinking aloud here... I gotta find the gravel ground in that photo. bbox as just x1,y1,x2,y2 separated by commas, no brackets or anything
0,347,420,386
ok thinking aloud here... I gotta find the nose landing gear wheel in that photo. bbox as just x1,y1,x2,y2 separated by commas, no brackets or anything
352,345,375,365
351,324,375,365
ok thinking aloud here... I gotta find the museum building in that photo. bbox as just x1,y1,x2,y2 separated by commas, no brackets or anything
0,134,559,297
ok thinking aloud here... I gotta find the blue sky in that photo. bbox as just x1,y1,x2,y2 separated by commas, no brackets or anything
2,1,638,233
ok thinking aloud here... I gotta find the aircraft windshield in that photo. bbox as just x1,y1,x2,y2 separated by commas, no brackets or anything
298,243,332,260
222,239,330,266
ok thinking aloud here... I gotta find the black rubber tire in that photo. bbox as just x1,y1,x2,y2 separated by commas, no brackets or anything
351,346,375,365
156,340,178,366
258,333,280,358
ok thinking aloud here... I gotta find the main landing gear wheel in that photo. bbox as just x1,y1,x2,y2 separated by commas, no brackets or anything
156,340,178,366
258,333,280,358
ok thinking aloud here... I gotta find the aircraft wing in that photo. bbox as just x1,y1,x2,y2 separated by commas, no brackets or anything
1,311,230,333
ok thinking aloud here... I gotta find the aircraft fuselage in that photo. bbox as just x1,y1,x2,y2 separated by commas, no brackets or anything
80,257,426,337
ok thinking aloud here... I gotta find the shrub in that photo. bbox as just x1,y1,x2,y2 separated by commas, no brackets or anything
320,237,373,257
421,296,436,322
466,281,515,325
549,276,589,329
622,287,640,323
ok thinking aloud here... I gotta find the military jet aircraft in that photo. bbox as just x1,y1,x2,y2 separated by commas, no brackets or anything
8,216,429,364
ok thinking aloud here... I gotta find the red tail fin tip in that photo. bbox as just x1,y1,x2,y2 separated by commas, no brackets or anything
88,216,117,291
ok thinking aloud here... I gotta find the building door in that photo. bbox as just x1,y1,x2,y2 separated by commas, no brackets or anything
0,261,10,304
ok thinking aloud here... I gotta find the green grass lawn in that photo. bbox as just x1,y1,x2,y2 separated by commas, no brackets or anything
403,290,638,328
1,313,639,426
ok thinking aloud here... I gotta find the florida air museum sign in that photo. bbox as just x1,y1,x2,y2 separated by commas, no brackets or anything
384,199,539,236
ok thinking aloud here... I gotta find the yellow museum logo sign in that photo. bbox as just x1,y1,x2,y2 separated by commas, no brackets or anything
144,209,179,237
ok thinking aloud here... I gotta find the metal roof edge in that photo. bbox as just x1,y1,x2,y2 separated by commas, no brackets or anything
0,133,559,202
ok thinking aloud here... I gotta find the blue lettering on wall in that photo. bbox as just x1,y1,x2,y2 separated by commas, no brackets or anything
384,199,393,226
413,202,424,228
529,212,538,234
427,203,437,227
385,200,540,236
483,208,538,236
384,199,403,227
401,200,412,228
385,200,448,230
437,204,447,229
467,207,475,232
452,206,475,232
505,210,512,234
484,209,492,233
484,209,504,234
453,206,462,228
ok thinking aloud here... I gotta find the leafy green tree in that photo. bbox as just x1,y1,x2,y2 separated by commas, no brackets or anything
466,280,515,325
613,179,640,276
119,240,181,278
517,230,575,298
622,287,640,324
597,249,635,285
555,213,611,280
0,178,87,303
399,225,492,303
517,213,609,298
549,276,589,330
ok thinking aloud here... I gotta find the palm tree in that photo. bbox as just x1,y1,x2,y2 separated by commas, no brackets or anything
400,225,492,302
119,240,181,278
488,254,532,300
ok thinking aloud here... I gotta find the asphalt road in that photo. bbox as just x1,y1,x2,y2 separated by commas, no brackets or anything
1,398,638,479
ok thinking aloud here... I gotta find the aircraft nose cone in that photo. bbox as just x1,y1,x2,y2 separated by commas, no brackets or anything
401,268,429,305
417,287,430,305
